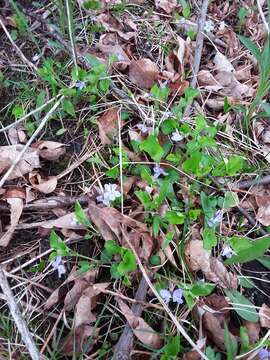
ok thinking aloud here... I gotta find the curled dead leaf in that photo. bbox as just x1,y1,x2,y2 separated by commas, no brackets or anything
243,320,260,343
185,240,238,289
97,107,120,145
129,58,159,89
29,172,57,194
41,211,86,231
0,145,40,180
259,303,270,328
60,325,99,355
256,204,270,226
182,338,206,360
31,141,66,161
118,300,163,349
155,0,178,14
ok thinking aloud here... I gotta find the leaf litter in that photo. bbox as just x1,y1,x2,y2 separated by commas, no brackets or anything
1,0,270,359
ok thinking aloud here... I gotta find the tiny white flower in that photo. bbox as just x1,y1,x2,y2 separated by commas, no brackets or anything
171,130,184,142
221,245,234,259
70,217,80,227
145,186,153,194
137,123,148,133
163,111,173,120
207,210,223,228
96,183,121,206
115,52,126,61
51,256,66,278
204,20,214,33
75,81,86,90
153,166,168,179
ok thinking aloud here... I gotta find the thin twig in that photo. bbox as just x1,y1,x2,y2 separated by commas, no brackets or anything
0,17,38,72
65,0,79,77
257,0,270,34
190,0,210,88
0,96,64,189
0,268,40,360
234,174,270,189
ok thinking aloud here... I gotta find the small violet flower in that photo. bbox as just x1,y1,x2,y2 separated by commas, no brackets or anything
96,183,121,206
51,256,66,278
221,245,234,259
160,288,184,305
75,80,86,90
153,166,168,179
171,130,184,142
137,123,148,133
207,210,223,228
259,348,270,359
204,20,214,33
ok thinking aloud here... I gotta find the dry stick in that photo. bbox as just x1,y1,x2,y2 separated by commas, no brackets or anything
0,17,38,72
0,268,40,360
190,0,210,89
120,229,209,360
0,96,64,189
234,174,270,189
112,277,149,360
257,0,270,34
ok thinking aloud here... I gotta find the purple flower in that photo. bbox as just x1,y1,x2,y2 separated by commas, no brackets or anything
259,348,270,359
96,183,121,206
51,256,66,278
171,130,183,142
221,245,234,259
207,210,223,228
75,80,86,90
137,123,148,133
153,166,168,179
160,288,184,305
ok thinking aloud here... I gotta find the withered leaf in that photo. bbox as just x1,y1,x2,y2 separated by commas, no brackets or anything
118,300,163,349
256,204,270,226
31,141,66,161
129,59,159,89
243,320,260,343
259,303,270,328
0,145,40,180
97,107,120,145
29,172,57,194
60,325,99,355
155,0,178,14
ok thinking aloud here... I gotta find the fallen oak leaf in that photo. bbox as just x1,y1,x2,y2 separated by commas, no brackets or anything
118,300,163,349
29,171,57,194
129,58,159,89
259,303,270,328
97,107,120,145
31,141,66,161
60,325,99,355
0,188,25,247
155,0,178,14
0,145,40,180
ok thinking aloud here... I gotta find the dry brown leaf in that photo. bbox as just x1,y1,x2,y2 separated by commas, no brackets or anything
243,320,260,343
203,311,236,351
129,58,159,89
97,107,120,145
182,338,206,360
155,0,178,14
256,204,270,226
198,70,223,92
97,13,135,41
185,240,238,289
74,283,109,327
60,325,99,355
29,172,57,194
259,303,270,328
214,51,234,73
88,201,154,261
31,141,66,161
41,211,87,231
118,300,163,349
0,188,25,247
8,126,26,145
0,145,40,180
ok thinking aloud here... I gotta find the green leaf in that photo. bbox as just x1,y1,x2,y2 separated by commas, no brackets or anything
62,99,75,116
224,324,238,360
257,256,270,269
105,240,121,257
200,192,217,219
226,155,245,176
165,211,185,225
75,202,91,227
205,347,221,360
117,249,137,275
190,282,215,296
225,289,258,322
84,53,103,68
140,135,164,162
152,215,161,238
239,277,255,289
49,230,70,256
161,118,178,134
150,254,161,266
225,236,270,265
238,35,261,63
229,236,253,252
223,191,239,209
166,151,181,164
240,326,250,353
161,336,181,359
135,190,152,210
203,227,217,250
99,78,111,92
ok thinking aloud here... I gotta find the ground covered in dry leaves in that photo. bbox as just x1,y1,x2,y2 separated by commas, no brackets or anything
1,0,270,359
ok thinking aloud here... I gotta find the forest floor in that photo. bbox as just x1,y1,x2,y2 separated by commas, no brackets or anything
1,0,270,359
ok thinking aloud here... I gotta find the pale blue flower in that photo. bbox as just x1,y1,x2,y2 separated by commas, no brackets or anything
75,80,86,90
153,166,168,179
51,256,66,278
204,20,214,33
259,348,270,359
221,245,234,259
171,130,183,142
160,288,183,305
96,183,121,206
207,210,223,228
137,123,148,133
